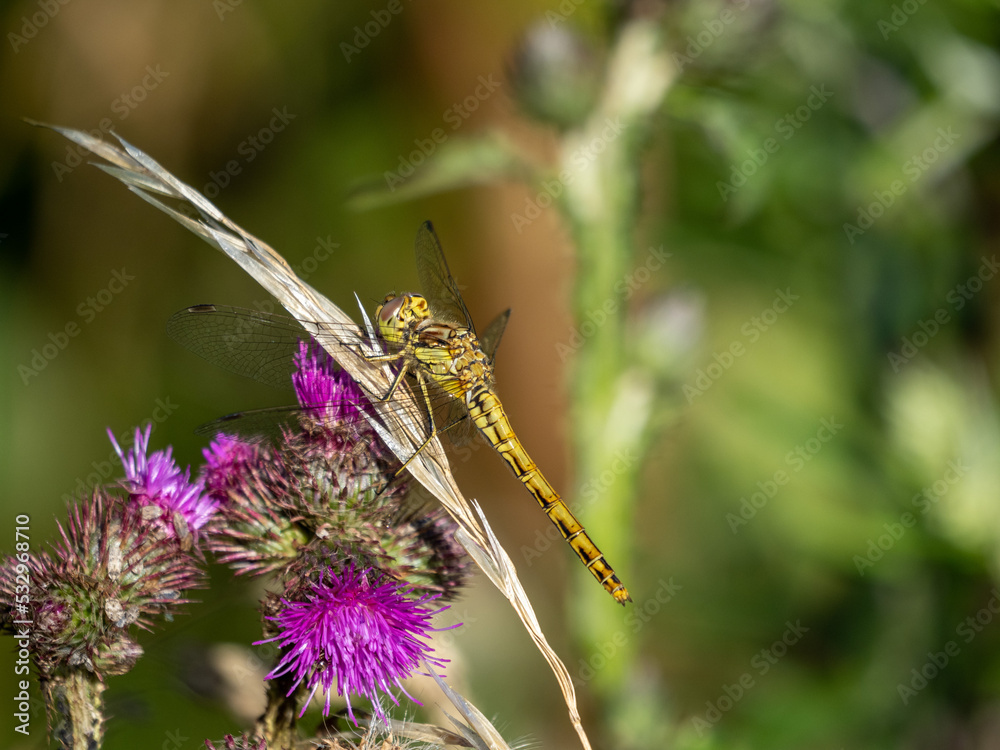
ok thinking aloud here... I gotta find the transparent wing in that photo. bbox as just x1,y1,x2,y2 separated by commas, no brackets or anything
167,304,326,390
167,303,472,447
195,404,313,443
167,304,389,390
414,221,476,331
479,308,510,364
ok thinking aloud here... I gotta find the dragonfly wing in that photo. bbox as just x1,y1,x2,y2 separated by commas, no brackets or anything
166,304,371,390
414,221,476,331
197,401,393,448
196,405,309,443
169,304,460,444
167,304,308,389
479,308,511,364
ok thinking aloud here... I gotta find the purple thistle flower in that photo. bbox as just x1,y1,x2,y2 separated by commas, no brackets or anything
395,509,471,599
292,341,367,428
201,433,263,505
200,434,307,578
257,564,455,723
109,424,218,538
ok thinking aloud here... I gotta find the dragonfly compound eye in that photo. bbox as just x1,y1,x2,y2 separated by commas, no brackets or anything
377,294,429,342
376,295,406,325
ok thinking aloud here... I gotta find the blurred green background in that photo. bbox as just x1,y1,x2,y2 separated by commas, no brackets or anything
3,0,1000,748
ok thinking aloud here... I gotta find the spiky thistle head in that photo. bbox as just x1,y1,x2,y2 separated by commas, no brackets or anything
198,337,468,722
379,506,472,599
201,434,310,577
0,490,204,677
203,734,267,750
257,561,455,724
202,339,470,596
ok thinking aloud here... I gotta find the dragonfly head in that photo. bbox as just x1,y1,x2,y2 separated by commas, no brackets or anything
375,293,430,342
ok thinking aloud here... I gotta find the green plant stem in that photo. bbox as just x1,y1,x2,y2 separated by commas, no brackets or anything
557,14,672,699
42,670,106,750
255,670,302,749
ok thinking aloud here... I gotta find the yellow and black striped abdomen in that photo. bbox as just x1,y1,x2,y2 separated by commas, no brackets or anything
467,387,630,604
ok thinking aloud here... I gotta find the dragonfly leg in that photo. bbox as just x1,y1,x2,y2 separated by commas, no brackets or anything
374,359,412,403
364,347,410,364
391,372,466,478
392,371,439,476
355,343,416,403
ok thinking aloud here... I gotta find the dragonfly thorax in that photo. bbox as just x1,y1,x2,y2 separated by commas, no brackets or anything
375,293,430,343
375,291,493,399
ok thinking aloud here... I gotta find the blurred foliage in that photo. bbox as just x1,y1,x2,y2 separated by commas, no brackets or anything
2,0,1000,749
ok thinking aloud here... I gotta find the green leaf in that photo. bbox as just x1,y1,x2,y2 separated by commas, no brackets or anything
346,131,533,210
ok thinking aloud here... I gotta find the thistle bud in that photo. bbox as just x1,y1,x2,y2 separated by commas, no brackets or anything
509,23,601,130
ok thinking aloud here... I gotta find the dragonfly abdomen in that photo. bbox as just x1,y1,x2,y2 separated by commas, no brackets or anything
467,387,631,604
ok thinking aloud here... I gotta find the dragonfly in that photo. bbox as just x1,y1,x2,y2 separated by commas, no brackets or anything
167,222,631,605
